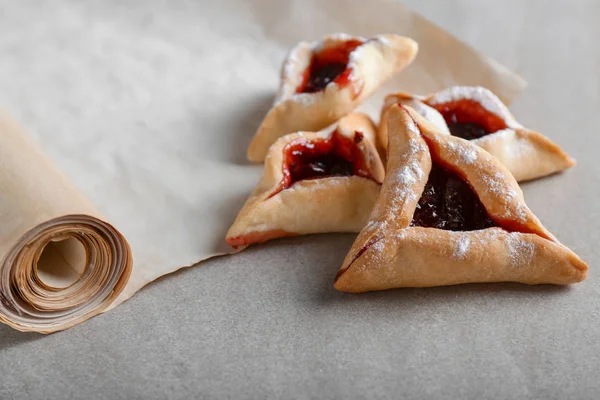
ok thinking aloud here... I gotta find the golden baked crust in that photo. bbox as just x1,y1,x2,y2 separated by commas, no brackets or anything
378,91,450,152
380,86,575,181
247,33,418,162
227,113,385,249
334,105,587,292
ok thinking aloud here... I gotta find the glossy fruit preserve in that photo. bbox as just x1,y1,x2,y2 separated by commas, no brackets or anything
410,162,497,231
271,131,373,196
296,40,364,94
431,100,507,140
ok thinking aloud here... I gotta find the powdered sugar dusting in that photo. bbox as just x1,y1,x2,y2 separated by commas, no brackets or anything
446,140,478,165
281,45,305,81
508,140,534,160
382,138,425,223
409,191,419,202
505,232,535,266
364,219,380,231
463,148,477,164
372,240,385,253
374,34,394,47
475,128,514,144
274,43,312,105
417,103,442,122
360,231,409,272
284,92,318,107
448,229,539,266
407,102,450,134
365,135,425,235
311,33,366,51
481,171,527,221
476,129,534,160
406,119,420,136
454,236,470,258
353,235,392,273
396,164,417,185
368,151,376,165
391,157,423,197
347,44,369,87
483,171,506,195
466,228,501,251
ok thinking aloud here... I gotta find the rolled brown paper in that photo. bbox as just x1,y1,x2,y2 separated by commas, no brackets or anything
0,111,132,333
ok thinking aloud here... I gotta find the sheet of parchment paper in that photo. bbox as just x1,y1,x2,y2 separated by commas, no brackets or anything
0,0,525,331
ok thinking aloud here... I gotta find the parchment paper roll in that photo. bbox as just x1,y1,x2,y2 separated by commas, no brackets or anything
0,111,132,333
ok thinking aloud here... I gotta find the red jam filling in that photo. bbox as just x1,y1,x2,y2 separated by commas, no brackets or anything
430,100,507,140
410,162,497,231
271,131,374,196
296,39,364,94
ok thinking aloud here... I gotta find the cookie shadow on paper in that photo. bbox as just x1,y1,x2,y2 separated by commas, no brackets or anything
222,92,274,165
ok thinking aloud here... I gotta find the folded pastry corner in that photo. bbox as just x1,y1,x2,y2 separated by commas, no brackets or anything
227,113,385,249
334,105,587,293
378,91,450,153
247,33,418,162
380,86,575,181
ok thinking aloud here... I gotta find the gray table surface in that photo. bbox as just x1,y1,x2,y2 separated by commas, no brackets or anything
2,1,600,399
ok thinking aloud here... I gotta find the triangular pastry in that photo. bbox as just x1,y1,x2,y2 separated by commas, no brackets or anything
334,105,587,292
247,33,418,162
379,86,575,181
227,113,385,249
